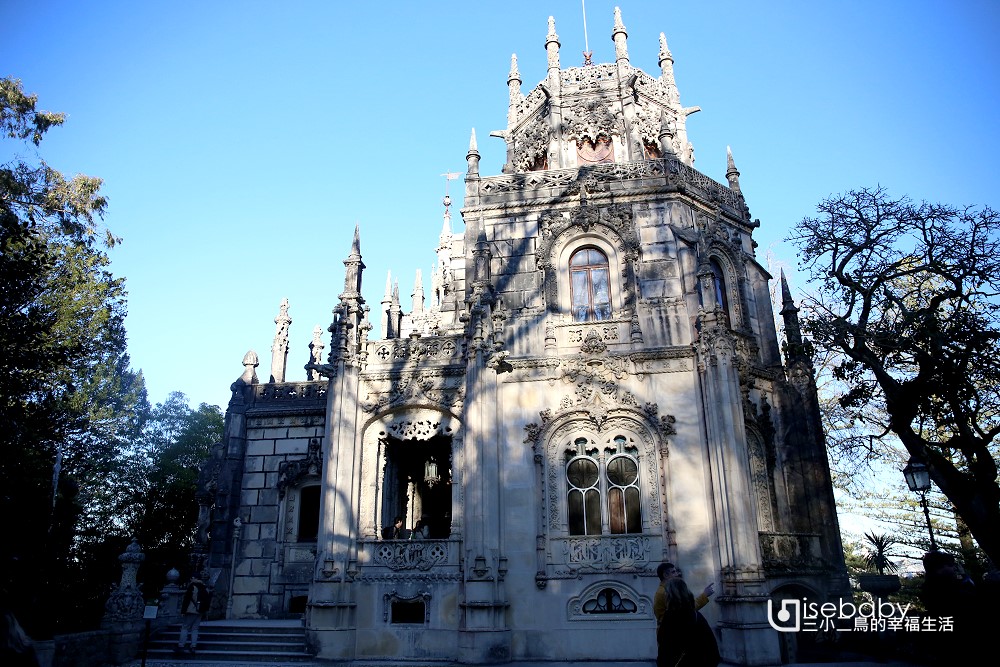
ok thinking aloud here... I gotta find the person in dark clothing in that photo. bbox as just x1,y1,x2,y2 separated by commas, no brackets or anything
656,577,720,667
176,573,210,655
920,550,983,663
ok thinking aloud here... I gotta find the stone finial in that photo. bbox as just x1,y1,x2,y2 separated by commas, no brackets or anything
270,298,292,383
341,224,365,300
726,146,741,193
412,269,425,315
508,53,521,86
388,280,402,339
658,32,673,66
380,270,392,339
103,539,145,624
612,7,629,65
780,270,808,363
307,325,325,380
545,16,560,71
239,350,259,385
659,33,680,107
467,128,480,176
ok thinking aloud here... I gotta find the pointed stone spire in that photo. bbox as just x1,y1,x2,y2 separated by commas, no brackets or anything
380,270,392,339
780,270,802,345
412,269,425,315
507,53,522,102
545,16,561,73
780,270,809,366
270,298,291,383
340,224,366,300
389,280,402,339
726,146,741,193
612,7,629,66
659,33,680,107
466,128,480,176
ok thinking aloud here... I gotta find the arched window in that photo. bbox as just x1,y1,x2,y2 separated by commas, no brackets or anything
566,436,642,536
570,248,612,322
710,258,729,317
607,453,642,534
567,447,602,536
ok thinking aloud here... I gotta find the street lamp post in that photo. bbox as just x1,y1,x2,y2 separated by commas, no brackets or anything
902,458,938,551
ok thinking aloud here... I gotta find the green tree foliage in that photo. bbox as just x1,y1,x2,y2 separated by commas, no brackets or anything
0,77,147,635
789,186,1000,569
122,393,223,592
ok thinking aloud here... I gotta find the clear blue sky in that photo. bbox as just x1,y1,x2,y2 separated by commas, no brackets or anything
3,1,998,411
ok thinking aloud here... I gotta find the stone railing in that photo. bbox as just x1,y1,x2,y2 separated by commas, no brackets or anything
361,538,461,573
253,381,327,405
367,335,465,368
478,158,745,214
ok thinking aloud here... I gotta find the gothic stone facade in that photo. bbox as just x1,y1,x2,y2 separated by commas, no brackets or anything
199,9,848,666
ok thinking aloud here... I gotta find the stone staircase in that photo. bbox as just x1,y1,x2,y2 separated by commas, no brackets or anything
142,619,314,664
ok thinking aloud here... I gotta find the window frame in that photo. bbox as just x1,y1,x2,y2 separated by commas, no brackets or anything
564,436,643,537
569,247,613,322
557,237,623,322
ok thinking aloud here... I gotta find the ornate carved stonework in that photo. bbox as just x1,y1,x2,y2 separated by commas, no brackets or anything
359,375,465,414
562,99,620,145
277,438,322,499
513,113,552,172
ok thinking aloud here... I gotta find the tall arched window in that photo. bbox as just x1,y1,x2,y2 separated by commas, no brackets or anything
567,441,602,536
710,259,729,317
566,435,642,536
570,248,612,322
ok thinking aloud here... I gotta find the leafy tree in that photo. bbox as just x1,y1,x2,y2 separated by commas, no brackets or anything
117,393,223,594
788,186,1000,568
0,77,146,635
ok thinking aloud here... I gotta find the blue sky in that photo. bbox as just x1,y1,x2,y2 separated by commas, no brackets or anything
3,1,998,412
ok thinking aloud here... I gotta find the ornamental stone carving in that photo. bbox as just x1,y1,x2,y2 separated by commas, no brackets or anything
360,375,465,414
513,113,552,172
277,437,322,499
562,99,620,144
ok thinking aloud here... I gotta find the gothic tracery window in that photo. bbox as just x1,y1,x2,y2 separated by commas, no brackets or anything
566,436,642,536
570,248,612,322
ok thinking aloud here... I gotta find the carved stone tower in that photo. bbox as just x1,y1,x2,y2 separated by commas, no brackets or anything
199,9,847,666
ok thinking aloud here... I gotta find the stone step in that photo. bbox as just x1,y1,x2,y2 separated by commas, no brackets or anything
146,621,313,663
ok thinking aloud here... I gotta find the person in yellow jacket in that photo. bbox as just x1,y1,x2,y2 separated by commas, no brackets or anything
653,562,715,627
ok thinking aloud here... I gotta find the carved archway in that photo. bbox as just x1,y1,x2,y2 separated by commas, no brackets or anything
359,407,463,540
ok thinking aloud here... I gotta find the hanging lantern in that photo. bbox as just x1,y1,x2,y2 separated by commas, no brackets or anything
424,459,440,487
